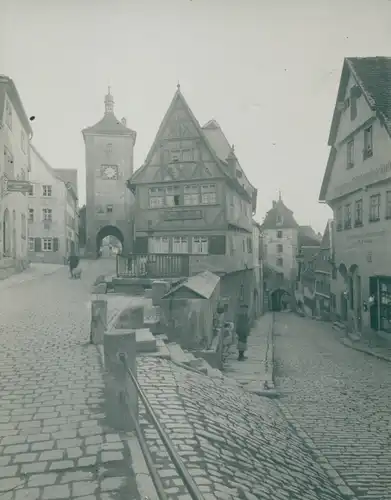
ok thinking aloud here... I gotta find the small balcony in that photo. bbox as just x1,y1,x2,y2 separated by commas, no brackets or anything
116,253,190,279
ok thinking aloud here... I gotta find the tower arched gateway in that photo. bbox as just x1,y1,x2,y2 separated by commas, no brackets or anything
82,88,137,258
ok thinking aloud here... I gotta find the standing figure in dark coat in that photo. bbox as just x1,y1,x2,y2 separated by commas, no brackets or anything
68,254,80,278
235,304,250,361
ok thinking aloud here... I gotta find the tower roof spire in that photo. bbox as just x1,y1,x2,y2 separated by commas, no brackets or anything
104,86,114,114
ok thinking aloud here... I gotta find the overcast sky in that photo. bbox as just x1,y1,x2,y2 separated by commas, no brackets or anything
3,0,391,233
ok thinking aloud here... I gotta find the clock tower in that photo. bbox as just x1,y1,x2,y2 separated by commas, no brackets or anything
82,87,137,258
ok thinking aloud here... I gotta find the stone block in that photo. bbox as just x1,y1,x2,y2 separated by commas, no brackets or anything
135,328,157,353
90,299,107,345
103,328,137,432
92,282,107,294
114,305,144,330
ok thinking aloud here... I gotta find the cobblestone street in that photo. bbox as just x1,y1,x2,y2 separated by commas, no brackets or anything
274,312,391,500
0,260,143,500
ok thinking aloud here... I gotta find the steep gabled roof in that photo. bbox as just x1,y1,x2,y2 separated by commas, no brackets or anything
321,57,391,201
54,168,78,199
261,198,299,230
201,119,231,164
298,225,321,248
132,87,231,183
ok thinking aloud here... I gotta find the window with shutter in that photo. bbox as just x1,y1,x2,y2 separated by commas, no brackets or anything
34,237,42,252
53,238,59,252
209,235,226,255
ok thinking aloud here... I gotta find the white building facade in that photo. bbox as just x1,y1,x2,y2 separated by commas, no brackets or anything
28,145,78,264
0,75,33,278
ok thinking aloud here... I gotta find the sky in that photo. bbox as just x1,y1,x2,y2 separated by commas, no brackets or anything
2,0,391,233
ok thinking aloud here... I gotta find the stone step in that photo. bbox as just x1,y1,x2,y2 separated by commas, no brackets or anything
135,328,157,353
332,321,346,332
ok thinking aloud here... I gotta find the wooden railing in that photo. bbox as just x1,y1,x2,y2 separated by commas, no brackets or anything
116,253,190,279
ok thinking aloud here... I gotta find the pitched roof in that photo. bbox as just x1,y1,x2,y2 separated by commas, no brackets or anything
321,57,391,201
261,198,299,230
0,75,33,136
298,225,321,248
131,87,257,205
201,119,231,163
163,270,220,299
82,90,136,138
30,145,78,201
54,168,78,198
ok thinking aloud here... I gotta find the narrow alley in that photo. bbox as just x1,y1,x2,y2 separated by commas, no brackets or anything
274,312,391,500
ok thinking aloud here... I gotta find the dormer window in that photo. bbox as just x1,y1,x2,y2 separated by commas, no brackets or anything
276,215,283,226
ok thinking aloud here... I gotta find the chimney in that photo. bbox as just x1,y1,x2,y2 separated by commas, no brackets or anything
121,117,127,126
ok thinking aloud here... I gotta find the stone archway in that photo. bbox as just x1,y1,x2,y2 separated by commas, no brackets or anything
96,225,124,259
3,209,10,257
270,288,291,312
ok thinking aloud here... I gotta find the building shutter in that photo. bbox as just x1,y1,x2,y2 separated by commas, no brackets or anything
53,238,59,252
209,235,226,255
134,236,148,254
34,237,41,252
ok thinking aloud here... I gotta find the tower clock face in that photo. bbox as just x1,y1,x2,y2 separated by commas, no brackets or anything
103,165,118,180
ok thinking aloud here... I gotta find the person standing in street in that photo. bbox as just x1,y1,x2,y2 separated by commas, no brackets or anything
68,253,80,278
235,304,250,361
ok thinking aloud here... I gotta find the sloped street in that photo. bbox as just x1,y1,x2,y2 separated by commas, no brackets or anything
274,312,391,500
0,262,350,500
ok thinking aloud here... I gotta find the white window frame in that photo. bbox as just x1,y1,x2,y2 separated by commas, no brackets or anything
369,194,380,221
42,238,53,251
364,126,373,157
149,187,165,208
201,184,216,205
28,238,35,252
42,185,52,197
276,257,283,267
347,139,354,168
42,208,52,221
184,185,200,206
165,186,180,207
149,236,169,254
173,236,188,254
192,236,208,254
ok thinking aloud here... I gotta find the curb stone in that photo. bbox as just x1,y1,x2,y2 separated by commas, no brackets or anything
95,345,159,500
340,337,391,362
276,401,358,499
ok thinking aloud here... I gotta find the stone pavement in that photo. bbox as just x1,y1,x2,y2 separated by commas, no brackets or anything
0,263,64,291
222,314,275,394
274,312,391,500
341,334,391,362
0,260,148,500
137,356,346,500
